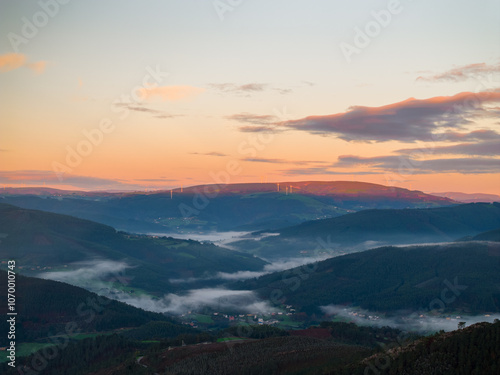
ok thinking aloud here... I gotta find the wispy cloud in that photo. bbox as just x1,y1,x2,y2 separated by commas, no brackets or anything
134,178,177,182
226,113,277,125
39,260,275,314
0,53,46,74
438,129,500,142
281,167,376,176
281,91,500,142
138,85,205,101
321,305,500,332
115,288,275,315
209,83,268,95
170,256,331,283
39,259,132,289
416,62,500,82
0,170,145,190
225,112,284,133
396,140,500,156
190,151,227,157
113,103,179,119
243,157,288,164
333,155,500,174
209,82,292,96
242,157,330,166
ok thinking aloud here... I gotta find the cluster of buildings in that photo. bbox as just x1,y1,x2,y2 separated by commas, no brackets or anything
180,305,298,328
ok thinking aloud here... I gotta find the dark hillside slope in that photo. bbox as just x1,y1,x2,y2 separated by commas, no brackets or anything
0,203,266,294
238,242,500,314
0,271,193,346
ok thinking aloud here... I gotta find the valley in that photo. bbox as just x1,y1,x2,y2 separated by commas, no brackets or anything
1,182,499,374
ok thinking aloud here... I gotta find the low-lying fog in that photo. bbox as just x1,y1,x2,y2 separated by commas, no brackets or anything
146,230,253,244
38,259,277,315
38,255,499,334
169,255,332,283
321,305,500,332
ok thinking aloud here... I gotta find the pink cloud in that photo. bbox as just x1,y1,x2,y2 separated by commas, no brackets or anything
27,60,47,74
281,90,500,142
0,53,26,72
0,53,46,74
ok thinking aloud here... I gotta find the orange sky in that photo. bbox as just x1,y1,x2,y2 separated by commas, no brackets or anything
0,1,499,194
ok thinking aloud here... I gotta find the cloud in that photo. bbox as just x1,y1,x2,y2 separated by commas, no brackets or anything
282,91,500,142
320,305,500,332
113,103,179,119
209,83,268,94
239,125,280,133
209,82,292,96
111,288,275,315
0,170,146,190
225,112,284,133
39,260,132,288
216,256,331,281
397,140,500,156
334,155,500,174
138,85,205,101
281,167,377,176
226,113,277,125
243,157,288,164
417,62,500,82
242,158,330,166
0,53,46,74
26,60,47,74
273,88,292,95
170,256,332,283
39,260,275,314
134,178,177,182
437,129,500,142
190,151,227,157
0,53,26,71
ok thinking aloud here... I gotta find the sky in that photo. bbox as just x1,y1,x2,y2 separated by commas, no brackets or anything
0,0,499,194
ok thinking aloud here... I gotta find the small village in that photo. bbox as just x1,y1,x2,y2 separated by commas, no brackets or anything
179,305,298,329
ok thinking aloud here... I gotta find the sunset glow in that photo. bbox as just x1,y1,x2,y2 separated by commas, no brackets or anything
1,1,499,194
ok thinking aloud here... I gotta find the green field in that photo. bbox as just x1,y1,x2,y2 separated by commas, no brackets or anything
0,343,55,363
192,314,215,324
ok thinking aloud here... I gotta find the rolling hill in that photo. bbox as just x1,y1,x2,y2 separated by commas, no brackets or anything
432,191,500,203
346,321,500,375
461,227,500,242
0,181,454,234
236,241,500,314
0,270,195,346
0,203,267,294
233,202,500,258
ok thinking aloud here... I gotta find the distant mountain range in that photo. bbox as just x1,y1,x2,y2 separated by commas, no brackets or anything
431,191,500,203
0,181,455,233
